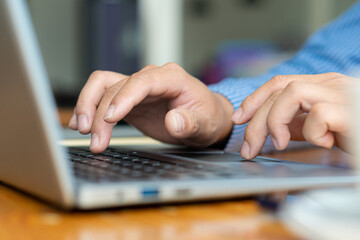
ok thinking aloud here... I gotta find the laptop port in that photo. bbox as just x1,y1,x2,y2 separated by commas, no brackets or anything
142,188,159,198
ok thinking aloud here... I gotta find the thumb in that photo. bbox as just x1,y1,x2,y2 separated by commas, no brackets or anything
165,108,208,146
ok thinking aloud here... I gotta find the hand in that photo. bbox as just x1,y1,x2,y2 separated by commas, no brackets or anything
69,63,234,153
232,72,353,159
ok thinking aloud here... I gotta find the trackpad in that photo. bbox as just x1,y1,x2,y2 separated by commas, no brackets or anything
165,152,245,162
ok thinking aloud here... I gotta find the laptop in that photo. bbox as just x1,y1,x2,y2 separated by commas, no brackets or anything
0,0,359,210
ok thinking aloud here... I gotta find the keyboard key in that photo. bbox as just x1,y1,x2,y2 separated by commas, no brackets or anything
68,147,234,182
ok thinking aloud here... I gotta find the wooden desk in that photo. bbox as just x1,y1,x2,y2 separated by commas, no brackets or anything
0,145,350,240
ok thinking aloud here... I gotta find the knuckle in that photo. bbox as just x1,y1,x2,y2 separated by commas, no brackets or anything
163,62,184,72
286,80,302,89
269,75,287,86
89,70,105,82
284,80,303,96
141,64,157,72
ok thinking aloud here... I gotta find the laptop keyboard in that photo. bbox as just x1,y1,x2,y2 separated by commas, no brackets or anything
68,147,231,183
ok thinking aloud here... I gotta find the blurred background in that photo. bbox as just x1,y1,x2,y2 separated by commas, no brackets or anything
27,0,356,107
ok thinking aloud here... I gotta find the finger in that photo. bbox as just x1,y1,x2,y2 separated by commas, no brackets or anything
103,63,186,123
75,71,127,134
303,103,350,149
164,108,214,147
287,112,307,141
90,65,162,152
267,81,347,150
241,90,282,159
233,73,331,125
90,81,129,153
68,107,78,130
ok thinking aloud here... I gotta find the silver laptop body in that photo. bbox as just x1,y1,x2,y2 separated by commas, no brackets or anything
0,0,359,210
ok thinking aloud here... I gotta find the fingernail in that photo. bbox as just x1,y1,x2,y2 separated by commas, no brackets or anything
90,133,99,149
78,115,88,132
104,105,115,120
232,108,243,124
172,112,184,133
241,140,250,159
68,113,77,128
271,136,280,150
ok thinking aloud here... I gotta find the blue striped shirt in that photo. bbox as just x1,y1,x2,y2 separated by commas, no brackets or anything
209,1,360,152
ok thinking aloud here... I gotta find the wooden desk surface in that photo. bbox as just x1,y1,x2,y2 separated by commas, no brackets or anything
0,146,350,240
0,109,350,239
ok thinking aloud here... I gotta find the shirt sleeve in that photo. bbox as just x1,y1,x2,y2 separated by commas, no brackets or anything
209,1,360,152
